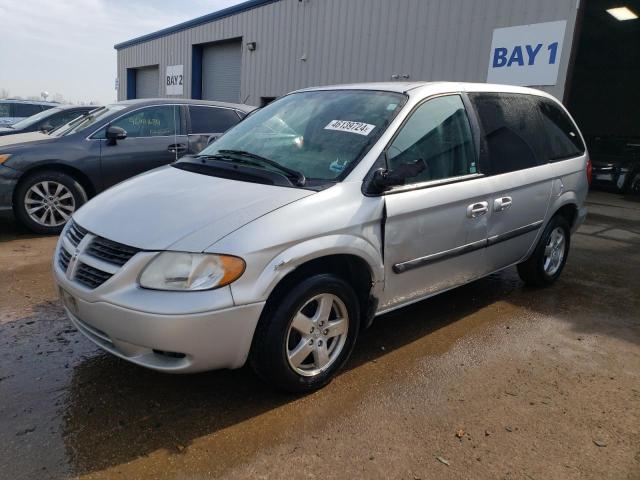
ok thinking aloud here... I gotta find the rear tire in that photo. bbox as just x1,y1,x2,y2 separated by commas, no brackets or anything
14,170,87,235
250,274,360,393
517,215,570,287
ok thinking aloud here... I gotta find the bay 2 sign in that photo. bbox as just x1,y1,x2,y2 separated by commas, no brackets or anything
487,21,567,87
166,64,184,96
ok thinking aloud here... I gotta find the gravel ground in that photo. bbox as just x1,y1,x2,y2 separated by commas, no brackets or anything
0,190,638,480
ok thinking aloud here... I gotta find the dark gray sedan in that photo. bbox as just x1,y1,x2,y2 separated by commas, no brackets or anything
0,99,254,233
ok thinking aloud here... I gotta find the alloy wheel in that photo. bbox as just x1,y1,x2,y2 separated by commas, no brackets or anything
24,181,75,227
543,227,566,276
285,293,349,377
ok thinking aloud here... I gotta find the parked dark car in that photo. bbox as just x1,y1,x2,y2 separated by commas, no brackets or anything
0,99,255,233
588,135,640,194
0,105,96,137
0,100,58,127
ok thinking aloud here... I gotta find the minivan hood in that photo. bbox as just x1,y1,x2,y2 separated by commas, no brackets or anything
73,166,315,251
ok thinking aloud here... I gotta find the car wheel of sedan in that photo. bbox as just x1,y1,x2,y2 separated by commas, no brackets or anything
14,170,87,234
250,274,360,393
517,215,570,287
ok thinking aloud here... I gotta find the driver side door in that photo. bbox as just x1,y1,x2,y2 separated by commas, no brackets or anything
96,105,187,189
380,94,493,311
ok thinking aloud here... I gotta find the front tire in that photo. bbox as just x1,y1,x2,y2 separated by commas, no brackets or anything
250,274,360,393
517,215,570,286
14,170,87,234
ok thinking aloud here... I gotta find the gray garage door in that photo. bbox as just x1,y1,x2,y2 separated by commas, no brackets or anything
202,40,242,103
136,66,159,99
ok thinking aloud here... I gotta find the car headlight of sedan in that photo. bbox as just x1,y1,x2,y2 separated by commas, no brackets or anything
139,252,245,291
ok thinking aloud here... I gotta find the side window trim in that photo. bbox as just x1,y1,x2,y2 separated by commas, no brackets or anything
380,93,483,194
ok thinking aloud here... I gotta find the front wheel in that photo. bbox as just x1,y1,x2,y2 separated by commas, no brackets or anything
517,215,570,286
14,170,87,234
250,274,360,393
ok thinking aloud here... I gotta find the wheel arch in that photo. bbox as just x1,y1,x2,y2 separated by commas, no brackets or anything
14,162,96,202
547,192,580,230
237,235,384,330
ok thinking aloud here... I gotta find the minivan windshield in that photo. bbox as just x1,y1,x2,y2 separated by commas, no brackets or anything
50,104,124,137
195,90,406,184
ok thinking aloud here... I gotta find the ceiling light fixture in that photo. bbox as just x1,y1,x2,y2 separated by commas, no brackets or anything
606,6,639,21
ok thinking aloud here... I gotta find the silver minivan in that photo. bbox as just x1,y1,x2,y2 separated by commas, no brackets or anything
53,82,589,392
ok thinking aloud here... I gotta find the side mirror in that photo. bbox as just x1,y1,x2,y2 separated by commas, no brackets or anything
207,134,219,145
106,125,127,145
39,122,53,133
368,158,426,193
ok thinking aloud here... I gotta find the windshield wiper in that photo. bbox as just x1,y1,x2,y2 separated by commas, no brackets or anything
214,149,306,186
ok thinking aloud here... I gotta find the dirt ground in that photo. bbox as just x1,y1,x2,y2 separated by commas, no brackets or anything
0,190,639,480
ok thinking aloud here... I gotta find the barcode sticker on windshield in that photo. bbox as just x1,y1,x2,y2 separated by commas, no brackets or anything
324,120,376,136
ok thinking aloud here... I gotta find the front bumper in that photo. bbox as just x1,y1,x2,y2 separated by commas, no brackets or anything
0,164,20,211
53,247,265,373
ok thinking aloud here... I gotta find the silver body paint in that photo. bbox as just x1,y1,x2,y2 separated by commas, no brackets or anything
52,82,588,373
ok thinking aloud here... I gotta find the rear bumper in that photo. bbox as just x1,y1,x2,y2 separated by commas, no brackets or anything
0,165,20,211
573,206,588,233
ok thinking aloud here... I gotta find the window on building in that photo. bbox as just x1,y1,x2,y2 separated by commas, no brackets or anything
188,106,240,134
469,93,547,174
387,95,477,184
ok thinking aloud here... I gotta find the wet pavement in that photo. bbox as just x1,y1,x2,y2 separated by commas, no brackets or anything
0,190,639,480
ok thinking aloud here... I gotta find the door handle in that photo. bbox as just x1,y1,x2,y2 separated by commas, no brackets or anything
466,201,489,218
168,143,187,153
494,196,513,212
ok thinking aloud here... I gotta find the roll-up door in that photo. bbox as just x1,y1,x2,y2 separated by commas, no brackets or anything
136,66,159,99
202,40,242,103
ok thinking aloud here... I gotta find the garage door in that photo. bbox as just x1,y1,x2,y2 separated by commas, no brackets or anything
136,66,159,98
202,40,242,103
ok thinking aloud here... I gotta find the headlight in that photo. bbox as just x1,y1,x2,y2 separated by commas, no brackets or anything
139,252,245,291
0,154,12,164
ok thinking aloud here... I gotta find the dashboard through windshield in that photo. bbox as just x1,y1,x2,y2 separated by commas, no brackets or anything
193,90,407,186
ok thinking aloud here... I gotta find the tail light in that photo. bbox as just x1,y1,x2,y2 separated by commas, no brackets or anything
586,155,593,185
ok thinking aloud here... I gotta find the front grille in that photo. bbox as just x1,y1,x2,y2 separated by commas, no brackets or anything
59,221,140,290
58,248,71,271
75,263,114,289
86,237,140,267
66,221,87,247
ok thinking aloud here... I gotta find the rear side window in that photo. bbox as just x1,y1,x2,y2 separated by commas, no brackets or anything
469,93,547,175
536,98,584,160
13,104,45,117
189,106,240,134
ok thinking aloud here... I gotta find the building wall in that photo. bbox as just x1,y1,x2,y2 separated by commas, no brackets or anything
116,0,580,105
